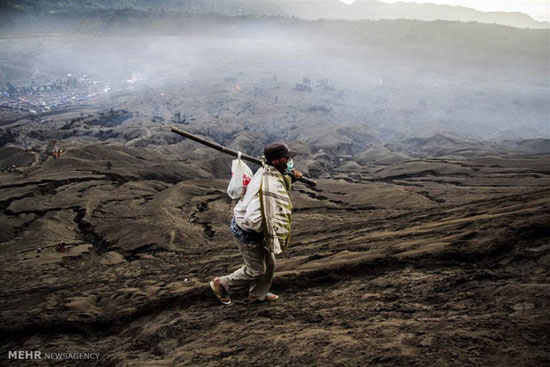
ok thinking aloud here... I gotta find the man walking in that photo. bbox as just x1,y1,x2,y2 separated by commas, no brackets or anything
210,142,302,305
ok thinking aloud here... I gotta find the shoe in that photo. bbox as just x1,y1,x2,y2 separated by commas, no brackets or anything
246,292,279,304
209,280,232,305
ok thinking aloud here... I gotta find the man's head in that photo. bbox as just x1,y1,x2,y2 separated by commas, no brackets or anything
264,142,297,174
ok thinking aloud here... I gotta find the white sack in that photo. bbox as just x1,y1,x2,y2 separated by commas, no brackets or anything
227,152,253,200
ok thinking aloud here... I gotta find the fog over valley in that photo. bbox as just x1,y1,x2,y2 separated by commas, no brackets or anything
1,11,548,157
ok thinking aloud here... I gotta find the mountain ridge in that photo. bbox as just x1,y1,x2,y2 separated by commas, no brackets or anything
1,0,548,29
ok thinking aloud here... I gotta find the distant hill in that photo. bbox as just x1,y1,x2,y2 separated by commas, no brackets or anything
388,134,493,157
498,139,550,154
389,136,550,157
273,0,550,29
1,9,547,59
2,0,548,29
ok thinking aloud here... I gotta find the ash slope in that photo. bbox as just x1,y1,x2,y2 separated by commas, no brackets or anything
0,143,549,366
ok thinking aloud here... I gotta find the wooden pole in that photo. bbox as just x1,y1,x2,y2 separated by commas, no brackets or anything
171,126,317,187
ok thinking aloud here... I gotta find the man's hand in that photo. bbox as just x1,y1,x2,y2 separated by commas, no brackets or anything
292,169,303,179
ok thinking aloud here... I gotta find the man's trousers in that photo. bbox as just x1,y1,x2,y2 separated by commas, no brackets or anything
219,239,275,300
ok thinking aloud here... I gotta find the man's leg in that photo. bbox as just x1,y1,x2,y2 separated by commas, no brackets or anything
218,239,265,296
249,247,276,301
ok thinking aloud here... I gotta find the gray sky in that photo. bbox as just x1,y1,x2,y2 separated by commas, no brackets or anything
340,0,550,21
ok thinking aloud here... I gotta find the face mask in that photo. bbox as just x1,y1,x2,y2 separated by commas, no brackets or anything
284,158,294,174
